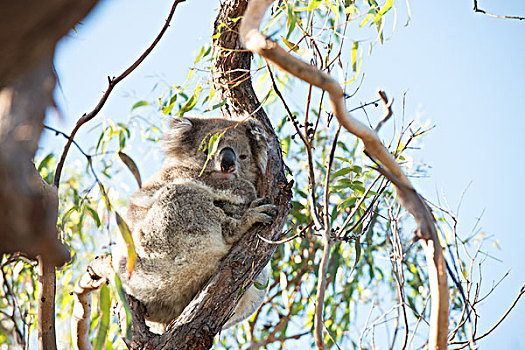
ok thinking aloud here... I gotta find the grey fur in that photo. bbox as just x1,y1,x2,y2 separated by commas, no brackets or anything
112,116,276,333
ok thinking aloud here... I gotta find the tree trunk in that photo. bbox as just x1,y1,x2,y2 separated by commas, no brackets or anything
127,0,291,348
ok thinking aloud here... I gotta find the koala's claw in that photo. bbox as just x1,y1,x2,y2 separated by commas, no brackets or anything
249,204,278,224
249,197,271,208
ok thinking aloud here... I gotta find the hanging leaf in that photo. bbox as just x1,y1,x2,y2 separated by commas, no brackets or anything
162,94,178,115
175,86,202,117
92,284,110,350
84,206,101,228
115,211,137,278
113,274,132,342
118,152,142,188
199,130,226,176
351,42,358,72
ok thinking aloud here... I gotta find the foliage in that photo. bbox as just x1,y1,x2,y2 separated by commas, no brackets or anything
0,0,512,349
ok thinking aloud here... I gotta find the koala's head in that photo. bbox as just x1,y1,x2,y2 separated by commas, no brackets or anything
162,116,269,185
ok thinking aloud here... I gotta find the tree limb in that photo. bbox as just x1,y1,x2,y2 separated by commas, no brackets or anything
239,1,449,348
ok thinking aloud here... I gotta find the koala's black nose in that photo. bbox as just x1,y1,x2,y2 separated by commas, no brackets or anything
219,147,236,173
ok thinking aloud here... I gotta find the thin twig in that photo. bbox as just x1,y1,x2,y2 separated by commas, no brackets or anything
473,0,525,20
374,90,393,133
450,283,525,348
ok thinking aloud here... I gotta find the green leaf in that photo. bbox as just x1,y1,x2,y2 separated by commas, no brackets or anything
332,178,352,190
115,211,136,278
130,100,150,111
95,127,110,154
351,42,358,72
37,153,54,172
308,0,322,12
339,197,357,209
194,46,207,64
353,238,362,269
286,2,297,39
118,152,142,188
281,135,291,157
253,277,269,290
332,167,352,178
344,4,357,14
405,0,412,26
118,130,126,150
377,0,393,17
175,86,202,116
207,98,227,112
113,275,132,341
335,156,352,164
348,181,365,194
93,284,110,350
162,94,178,115
85,206,101,228
199,130,226,176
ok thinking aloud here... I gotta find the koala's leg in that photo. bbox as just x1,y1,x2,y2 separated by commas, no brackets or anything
221,201,277,245
223,265,269,329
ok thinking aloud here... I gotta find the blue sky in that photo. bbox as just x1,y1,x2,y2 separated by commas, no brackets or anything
44,0,525,348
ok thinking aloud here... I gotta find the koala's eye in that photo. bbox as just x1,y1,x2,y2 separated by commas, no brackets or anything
239,154,248,160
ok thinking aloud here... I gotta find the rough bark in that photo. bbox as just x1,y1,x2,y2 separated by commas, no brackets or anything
126,0,292,348
0,0,100,264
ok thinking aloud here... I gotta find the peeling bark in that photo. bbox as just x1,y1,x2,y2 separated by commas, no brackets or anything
72,255,113,350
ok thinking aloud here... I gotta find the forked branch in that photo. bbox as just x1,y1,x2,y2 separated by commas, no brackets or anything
239,1,449,349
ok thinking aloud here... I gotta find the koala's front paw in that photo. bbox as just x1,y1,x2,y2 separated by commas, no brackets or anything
245,202,278,225
224,202,278,244
241,198,279,235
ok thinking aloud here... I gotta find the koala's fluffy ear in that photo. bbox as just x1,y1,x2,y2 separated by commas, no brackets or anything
248,120,269,175
161,117,194,155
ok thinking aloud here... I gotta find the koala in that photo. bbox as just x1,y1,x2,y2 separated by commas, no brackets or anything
112,116,277,333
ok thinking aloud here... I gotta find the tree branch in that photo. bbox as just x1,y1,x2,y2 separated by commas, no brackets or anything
38,256,57,350
239,1,449,348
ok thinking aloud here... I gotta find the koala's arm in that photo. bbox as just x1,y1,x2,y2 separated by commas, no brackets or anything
220,198,277,245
